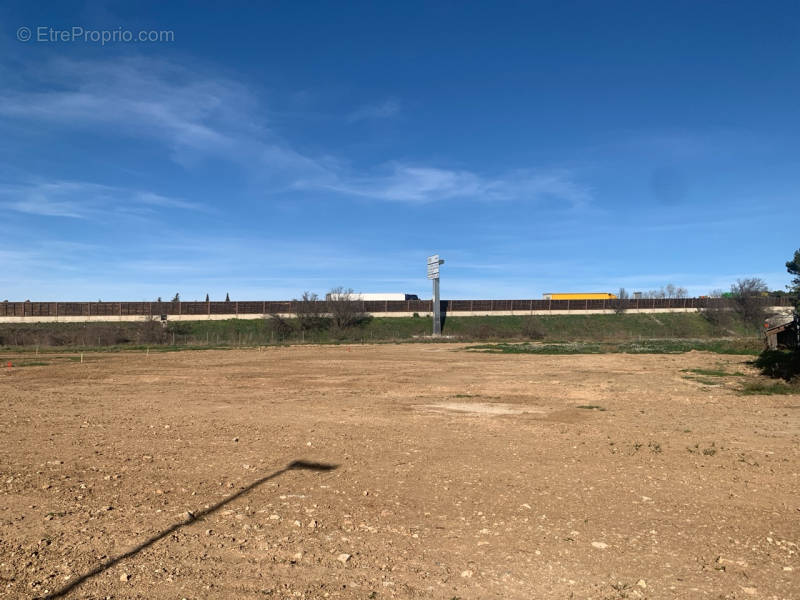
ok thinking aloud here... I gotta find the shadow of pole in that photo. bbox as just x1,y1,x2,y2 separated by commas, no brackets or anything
40,460,337,600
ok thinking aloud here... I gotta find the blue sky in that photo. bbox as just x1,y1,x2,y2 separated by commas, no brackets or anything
0,1,797,300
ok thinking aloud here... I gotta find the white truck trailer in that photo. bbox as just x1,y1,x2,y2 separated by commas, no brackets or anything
324,293,419,301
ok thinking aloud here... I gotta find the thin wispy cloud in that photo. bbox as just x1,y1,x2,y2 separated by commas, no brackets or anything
347,99,401,122
313,164,591,206
0,57,258,160
0,180,204,220
0,56,591,208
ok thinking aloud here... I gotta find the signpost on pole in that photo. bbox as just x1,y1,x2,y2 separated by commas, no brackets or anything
427,254,445,336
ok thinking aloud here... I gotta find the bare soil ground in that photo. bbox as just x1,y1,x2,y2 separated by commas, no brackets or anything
1,344,798,600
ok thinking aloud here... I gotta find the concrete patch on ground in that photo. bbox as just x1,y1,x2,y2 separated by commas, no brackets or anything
419,401,547,415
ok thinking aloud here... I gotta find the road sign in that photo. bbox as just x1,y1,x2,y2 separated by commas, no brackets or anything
427,255,444,279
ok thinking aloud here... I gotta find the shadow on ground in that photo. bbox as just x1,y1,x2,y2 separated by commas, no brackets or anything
40,460,338,599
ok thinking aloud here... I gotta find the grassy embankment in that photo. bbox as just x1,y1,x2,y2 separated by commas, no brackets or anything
0,312,762,352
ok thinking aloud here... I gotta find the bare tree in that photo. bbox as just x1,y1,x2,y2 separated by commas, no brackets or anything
641,284,687,299
612,287,629,314
731,277,768,296
293,291,326,331
326,287,367,329
730,277,768,328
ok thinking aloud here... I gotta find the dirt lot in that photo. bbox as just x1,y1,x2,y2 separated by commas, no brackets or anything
1,344,798,599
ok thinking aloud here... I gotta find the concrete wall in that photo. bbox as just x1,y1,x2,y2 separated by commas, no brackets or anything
0,306,792,324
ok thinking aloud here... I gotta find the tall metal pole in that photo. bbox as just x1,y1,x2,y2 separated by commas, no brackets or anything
433,277,441,336
427,254,444,336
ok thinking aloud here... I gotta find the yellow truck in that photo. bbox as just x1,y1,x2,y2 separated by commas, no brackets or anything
542,293,618,300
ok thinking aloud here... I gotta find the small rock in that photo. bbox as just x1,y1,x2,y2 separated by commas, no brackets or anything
269,514,280,520
120,573,130,582
636,579,647,588
460,570,474,578
783,566,793,571
183,511,195,521
293,520,302,527
232,437,239,443
307,520,318,529
337,553,351,564
101,505,113,511
591,541,609,549
205,529,214,536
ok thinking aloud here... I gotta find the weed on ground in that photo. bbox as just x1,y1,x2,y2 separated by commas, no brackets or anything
467,339,762,355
